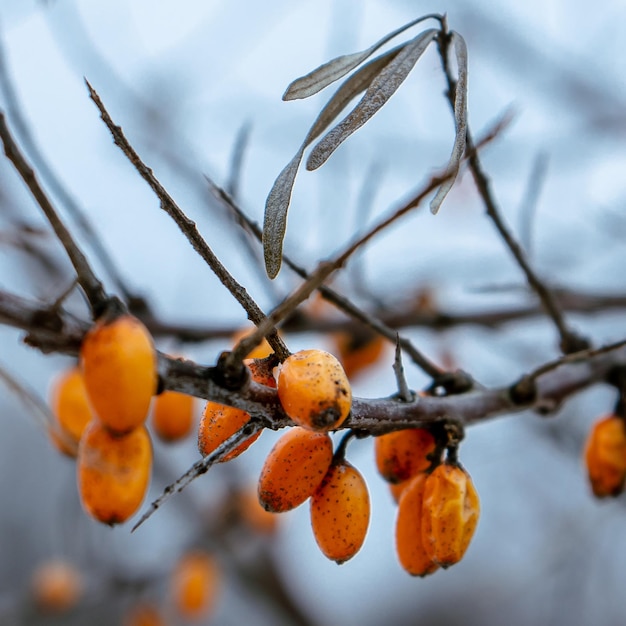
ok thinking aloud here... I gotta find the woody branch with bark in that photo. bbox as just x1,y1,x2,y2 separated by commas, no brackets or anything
0,14,624,530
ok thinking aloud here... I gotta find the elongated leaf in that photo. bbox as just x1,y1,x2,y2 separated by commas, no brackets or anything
430,32,468,214
263,148,305,279
264,46,405,278
283,14,440,100
305,44,405,144
306,29,438,171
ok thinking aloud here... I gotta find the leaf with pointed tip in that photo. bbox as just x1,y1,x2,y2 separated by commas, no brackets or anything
430,32,468,215
306,29,438,171
263,45,405,278
263,147,305,279
283,14,441,100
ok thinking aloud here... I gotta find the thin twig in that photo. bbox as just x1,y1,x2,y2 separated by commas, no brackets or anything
0,112,108,316
0,361,77,454
230,117,506,373
393,334,413,402
518,151,549,257
436,33,588,355
205,175,440,373
132,420,264,531
85,81,290,363
0,39,140,306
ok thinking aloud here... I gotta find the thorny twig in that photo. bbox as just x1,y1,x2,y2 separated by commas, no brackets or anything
436,31,589,355
86,81,290,366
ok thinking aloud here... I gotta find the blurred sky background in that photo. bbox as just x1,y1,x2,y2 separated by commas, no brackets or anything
1,1,626,624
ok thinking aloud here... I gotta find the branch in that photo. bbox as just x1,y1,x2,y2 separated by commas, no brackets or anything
435,32,588,355
0,112,108,316
85,81,290,363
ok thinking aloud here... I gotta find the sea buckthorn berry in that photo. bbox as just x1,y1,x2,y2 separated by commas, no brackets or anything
198,402,261,462
422,463,480,568
375,428,437,484
395,474,439,577
584,415,626,498
237,486,279,535
232,328,274,360
389,479,411,504
277,349,351,432
49,367,93,455
77,421,152,525
333,329,385,380
245,358,277,388
172,550,220,621
152,391,195,443
80,314,157,434
31,559,83,614
310,460,370,564
258,427,333,512
123,602,165,626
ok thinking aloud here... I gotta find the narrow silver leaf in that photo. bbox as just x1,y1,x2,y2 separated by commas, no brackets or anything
263,46,404,278
430,32,468,214
283,15,439,100
306,29,438,171
305,44,405,144
263,148,305,279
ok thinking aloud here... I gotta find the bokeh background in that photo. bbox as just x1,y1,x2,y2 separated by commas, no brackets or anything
1,1,626,624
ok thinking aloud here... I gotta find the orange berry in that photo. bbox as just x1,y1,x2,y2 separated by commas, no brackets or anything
258,427,333,512
584,415,626,497
172,550,220,621
375,428,437,483
198,402,261,462
232,327,274,359
152,391,195,443
123,602,165,626
395,473,439,577
80,313,157,434
277,349,351,432
31,559,82,613
421,463,480,568
245,358,277,388
388,479,411,504
77,420,152,525
49,367,93,452
310,460,370,563
333,329,385,379
237,486,280,535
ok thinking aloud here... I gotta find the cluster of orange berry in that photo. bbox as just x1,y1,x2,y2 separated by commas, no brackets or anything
30,548,220,623
49,310,195,525
375,428,480,575
198,345,481,572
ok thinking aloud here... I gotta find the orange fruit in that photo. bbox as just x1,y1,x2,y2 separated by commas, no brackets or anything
80,314,157,434
333,329,385,379
584,415,626,497
258,427,333,512
172,550,220,621
49,366,93,455
238,486,279,535
232,327,274,360
375,428,437,484
31,559,82,613
123,602,165,626
310,460,370,563
277,349,351,432
198,402,261,462
77,420,152,525
395,474,439,576
245,358,277,388
152,391,195,443
421,463,480,567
